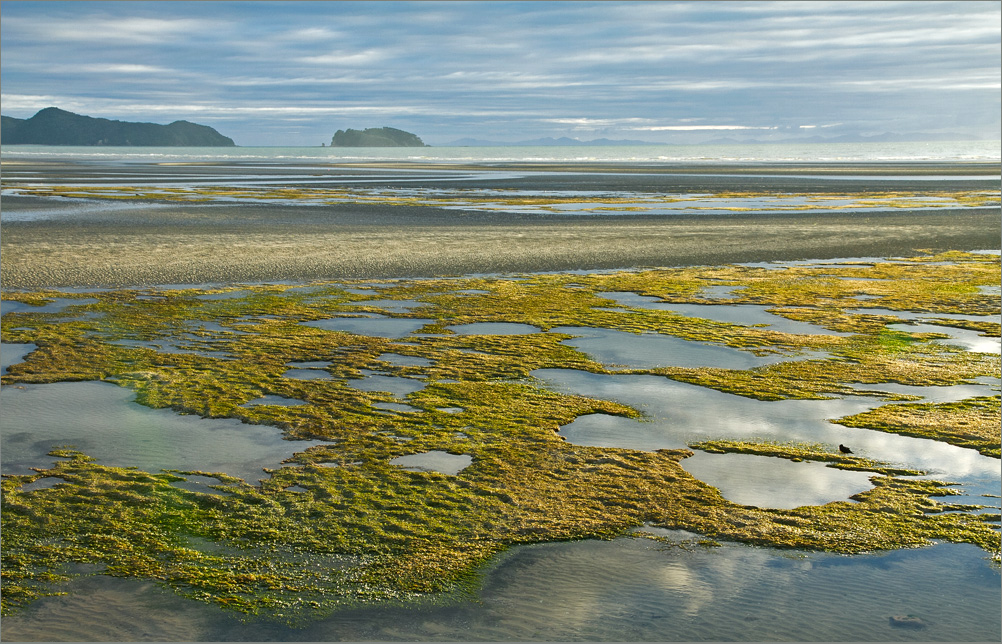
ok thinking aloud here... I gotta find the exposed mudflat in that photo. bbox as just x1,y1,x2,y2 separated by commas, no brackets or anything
2,160,999,289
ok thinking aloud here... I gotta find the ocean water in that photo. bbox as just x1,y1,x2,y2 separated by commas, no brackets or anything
1,140,999,164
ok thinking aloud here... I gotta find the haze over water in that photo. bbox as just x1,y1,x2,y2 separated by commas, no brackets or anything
2,140,1000,165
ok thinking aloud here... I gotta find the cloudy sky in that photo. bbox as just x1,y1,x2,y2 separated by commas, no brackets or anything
1,1,999,146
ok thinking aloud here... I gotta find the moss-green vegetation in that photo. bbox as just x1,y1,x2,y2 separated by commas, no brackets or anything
7,184,999,213
688,439,926,476
2,251,1000,621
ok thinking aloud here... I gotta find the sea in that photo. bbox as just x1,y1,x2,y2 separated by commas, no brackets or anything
1,139,1000,164
1,139,1000,641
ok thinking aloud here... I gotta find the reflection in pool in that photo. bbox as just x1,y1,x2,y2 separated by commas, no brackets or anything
1,536,996,642
390,450,472,475
1,342,37,373
377,352,434,367
601,291,851,336
698,284,740,299
349,371,426,397
847,307,1000,323
844,307,1002,354
282,368,334,380
302,315,434,338
342,298,428,313
241,394,307,407
447,322,541,335
888,322,1001,354
535,368,1000,483
550,326,821,370
0,297,99,316
679,451,875,508
847,380,1001,402
1,382,326,484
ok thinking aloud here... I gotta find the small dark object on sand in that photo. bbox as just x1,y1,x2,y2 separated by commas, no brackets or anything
839,444,853,454
889,615,928,629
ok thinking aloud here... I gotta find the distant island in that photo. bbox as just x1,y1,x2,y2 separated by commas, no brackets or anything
1,107,235,146
331,127,426,147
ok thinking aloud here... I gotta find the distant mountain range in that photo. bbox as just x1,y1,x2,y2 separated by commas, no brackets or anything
697,131,992,145
1,107,235,146
450,131,1001,147
443,132,993,147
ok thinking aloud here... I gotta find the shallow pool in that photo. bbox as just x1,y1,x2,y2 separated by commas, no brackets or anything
302,315,434,338
601,291,852,336
348,370,426,397
679,451,875,508
535,368,1000,484
447,322,541,335
1,342,37,373
390,450,472,475
0,381,326,484
550,326,821,370
1,536,996,642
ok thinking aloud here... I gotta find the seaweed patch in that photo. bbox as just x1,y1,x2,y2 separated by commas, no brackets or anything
2,251,999,621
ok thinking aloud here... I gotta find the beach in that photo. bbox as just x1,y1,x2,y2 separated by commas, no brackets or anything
2,160,999,289
2,155,1000,641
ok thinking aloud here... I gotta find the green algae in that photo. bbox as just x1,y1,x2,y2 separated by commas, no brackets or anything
688,439,926,476
2,251,1000,621
7,184,999,213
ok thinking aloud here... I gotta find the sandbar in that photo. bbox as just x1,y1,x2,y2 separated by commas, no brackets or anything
1,160,999,289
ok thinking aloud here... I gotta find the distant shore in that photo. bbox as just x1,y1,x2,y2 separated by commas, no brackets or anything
1,160,999,290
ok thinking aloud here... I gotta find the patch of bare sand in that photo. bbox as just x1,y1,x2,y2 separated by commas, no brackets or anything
2,208,999,289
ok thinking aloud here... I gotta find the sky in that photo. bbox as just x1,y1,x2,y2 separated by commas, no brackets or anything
1,1,999,146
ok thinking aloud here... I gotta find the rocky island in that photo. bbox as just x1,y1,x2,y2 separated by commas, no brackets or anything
331,126,426,147
1,107,235,146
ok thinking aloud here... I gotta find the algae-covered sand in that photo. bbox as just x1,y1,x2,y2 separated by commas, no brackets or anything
2,250,999,622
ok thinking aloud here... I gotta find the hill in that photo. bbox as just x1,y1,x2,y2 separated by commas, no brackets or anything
1,107,236,146
331,127,427,147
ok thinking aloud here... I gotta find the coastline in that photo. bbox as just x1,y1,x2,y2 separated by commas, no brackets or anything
1,159,999,290
2,157,1000,639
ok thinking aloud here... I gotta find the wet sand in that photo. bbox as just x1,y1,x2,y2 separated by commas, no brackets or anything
1,160,999,289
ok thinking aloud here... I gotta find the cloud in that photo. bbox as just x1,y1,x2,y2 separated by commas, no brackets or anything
1,1,998,145
78,64,176,75
296,49,391,67
277,27,346,42
638,125,780,131
2,14,220,44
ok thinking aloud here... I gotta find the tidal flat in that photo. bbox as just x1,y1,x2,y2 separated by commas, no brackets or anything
2,249,1000,629
0,159,1000,640
1,159,1000,289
